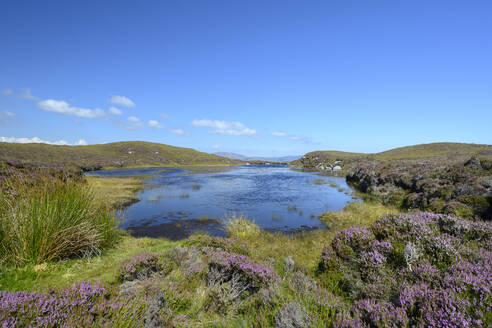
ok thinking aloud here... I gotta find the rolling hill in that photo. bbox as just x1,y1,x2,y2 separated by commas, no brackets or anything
295,142,492,168
0,141,240,170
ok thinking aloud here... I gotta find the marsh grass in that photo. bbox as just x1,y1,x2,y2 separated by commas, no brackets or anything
312,179,327,185
225,214,261,239
226,202,400,269
86,175,144,209
0,176,119,266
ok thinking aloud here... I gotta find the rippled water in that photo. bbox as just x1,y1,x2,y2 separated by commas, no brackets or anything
87,165,356,240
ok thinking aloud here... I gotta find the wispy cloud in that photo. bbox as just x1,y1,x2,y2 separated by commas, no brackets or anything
0,136,87,146
2,89,13,95
109,95,135,108
109,106,122,115
191,119,257,136
148,120,163,129
19,88,40,100
169,128,186,135
272,131,314,144
37,99,105,118
0,110,16,119
123,116,144,129
160,113,169,120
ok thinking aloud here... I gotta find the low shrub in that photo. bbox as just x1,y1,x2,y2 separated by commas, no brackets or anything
0,281,145,327
207,250,280,292
119,252,169,282
317,212,492,326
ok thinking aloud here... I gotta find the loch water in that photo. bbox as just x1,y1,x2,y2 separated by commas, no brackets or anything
87,164,357,240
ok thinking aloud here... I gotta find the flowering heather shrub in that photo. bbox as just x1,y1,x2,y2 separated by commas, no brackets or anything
0,281,125,327
443,259,492,308
317,244,341,273
437,215,491,242
318,211,492,326
422,235,460,268
183,234,250,256
119,252,169,282
350,298,409,328
208,250,279,291
331,226,374,259
371,212,438,242
399,283,482,327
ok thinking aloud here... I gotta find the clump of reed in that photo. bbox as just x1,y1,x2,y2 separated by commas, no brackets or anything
225,214,260,239
0,174,119,266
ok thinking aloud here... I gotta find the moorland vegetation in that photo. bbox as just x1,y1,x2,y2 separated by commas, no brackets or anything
0,142,491,327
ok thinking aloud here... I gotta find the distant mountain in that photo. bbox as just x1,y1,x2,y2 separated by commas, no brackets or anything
214,152,301,163
0,141,240,170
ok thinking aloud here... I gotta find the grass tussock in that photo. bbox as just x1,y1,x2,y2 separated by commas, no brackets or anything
0,176,119,266
226,214,261,239
319,201,399,231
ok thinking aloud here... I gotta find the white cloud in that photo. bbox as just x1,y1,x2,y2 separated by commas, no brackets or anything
148,120,163,129
75,139,88,145
126,116,144,129
272,132,288,138
37,99,105,118
271,131,313,143
0,111,15,119
2,89,13,95
109,95,135,108
19,88,40,100
109,106,122,115
170,128,186,135
128,116,140,123
160,113,169,120
191,119,257,136
0,136,87,146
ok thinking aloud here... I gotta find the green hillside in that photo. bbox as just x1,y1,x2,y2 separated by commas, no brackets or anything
373,142,492,160
297,142,492,164
0,141,240,170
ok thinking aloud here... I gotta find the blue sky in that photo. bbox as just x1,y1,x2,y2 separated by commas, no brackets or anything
1,0,491,156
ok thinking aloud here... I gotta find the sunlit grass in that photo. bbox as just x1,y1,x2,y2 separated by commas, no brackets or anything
0,176,120,266
0,235,177,291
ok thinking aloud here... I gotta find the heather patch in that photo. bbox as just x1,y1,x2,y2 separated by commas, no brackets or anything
0,281,145,327
317,212,492,326
119,252,170,282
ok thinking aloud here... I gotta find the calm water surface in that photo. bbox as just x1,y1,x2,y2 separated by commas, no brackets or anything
87,165,356,240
